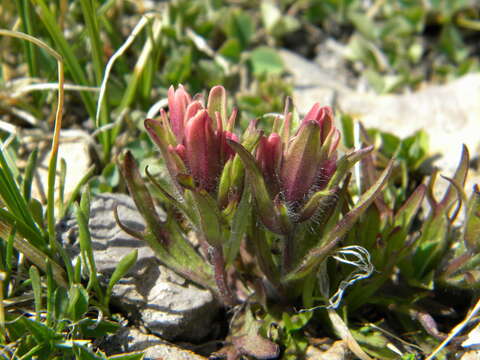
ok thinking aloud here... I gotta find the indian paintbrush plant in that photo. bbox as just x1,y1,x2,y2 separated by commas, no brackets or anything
117,85,479,359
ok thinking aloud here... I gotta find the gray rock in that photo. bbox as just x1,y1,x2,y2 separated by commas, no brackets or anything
337,74,480,176
281,49,480,191
280,48,353,110
101,327,207,360
60,193,218,342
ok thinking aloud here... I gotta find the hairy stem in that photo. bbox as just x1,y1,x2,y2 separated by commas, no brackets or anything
210,246,236,306
282,232,295,275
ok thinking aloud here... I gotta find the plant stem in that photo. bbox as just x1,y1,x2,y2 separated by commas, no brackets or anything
210,246,236,306
282,232,294,275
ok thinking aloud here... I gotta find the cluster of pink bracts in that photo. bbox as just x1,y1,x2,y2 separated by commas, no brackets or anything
145,85,340,219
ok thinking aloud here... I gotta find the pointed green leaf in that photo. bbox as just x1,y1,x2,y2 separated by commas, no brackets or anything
227,140,281,233
225,188,251,265
464,185,480,252
29,266,42,320
327,146,374,190
22,148,38,202
217,158,233,207
105,250,137,306
394,184,426,229
192,190,227,248
67,284,89,322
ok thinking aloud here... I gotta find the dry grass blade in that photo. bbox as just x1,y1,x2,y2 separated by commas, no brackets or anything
426,298,480,360
95,13,159,127
328,309,373,360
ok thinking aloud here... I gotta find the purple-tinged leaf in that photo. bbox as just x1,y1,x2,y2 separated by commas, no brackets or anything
440,175,467,222
120,151,169,247
360,146,393,220
281,121,322,204
439,145,469,212
114,191,214,290
231,308,280,360
394,184,426,229
144,118,186,190
227,139,282,234
145,166,183,209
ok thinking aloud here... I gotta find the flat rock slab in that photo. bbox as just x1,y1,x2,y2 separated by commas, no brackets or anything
60,193,218,342
101,327,208,360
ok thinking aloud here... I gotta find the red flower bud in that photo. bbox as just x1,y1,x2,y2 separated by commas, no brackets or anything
256,133,283,195
184,109,222,192
168,85,191,142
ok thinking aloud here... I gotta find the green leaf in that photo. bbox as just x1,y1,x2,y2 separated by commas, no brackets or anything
227,140,281,233
191,190,227,248
22,147,38,202
218,38,241,62
464,185,480,252
298,188,339,223
120,152,168,247
224,188,251,265
207,85,227,127
249,46,284,76
54,287,69,322
225,8,254,49
0,218,68,287
16,316,58,343
75,201,102,296
284,160,394,282
439,145,469,212
339,114,355,148
29,265,42,320
394,184,426,229
78,319,120,338
67,284,89,322
105,250,138,305
327,146,373,190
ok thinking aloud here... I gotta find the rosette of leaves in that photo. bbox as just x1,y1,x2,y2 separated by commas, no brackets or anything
331,126,480,358
118,85,394,359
